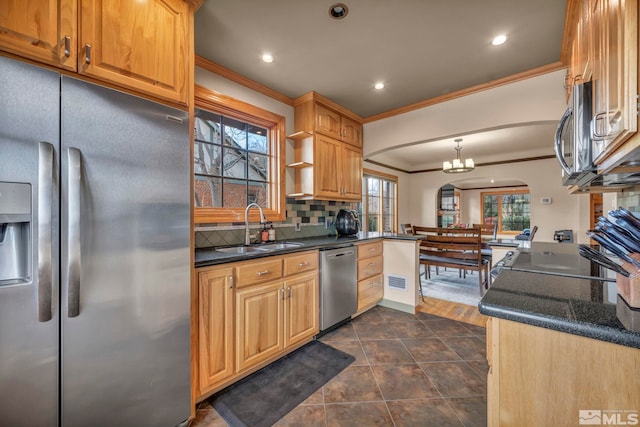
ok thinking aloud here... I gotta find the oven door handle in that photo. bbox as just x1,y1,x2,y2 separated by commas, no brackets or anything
554,106,573,176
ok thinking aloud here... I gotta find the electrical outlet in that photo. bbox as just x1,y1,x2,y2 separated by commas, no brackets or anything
295,221,301,232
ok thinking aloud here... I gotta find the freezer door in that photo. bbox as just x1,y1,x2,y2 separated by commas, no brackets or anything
60,77,191,427
0,56,60,426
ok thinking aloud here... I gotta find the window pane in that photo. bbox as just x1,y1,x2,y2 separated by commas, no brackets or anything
248,181,269,207
248,124,268,153
222,178,247,207
194,141,221,175
222,147,247,179
194,175,221,207
194,110,221,144
248,153,269,182
223,117,247,150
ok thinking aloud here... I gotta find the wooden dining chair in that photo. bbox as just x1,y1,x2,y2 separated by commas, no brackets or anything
473,223,497,267
401,223,414,234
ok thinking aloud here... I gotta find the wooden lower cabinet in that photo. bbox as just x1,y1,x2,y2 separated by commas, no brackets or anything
487,317,640,426
356,240,384,312
357,274,383,312
197,267,234,394
284,272,319,347
195,250,319,400
235,282,284,372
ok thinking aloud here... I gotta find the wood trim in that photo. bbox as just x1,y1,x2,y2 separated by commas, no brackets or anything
195,55,295,106
363,62,566,123
363,167,398,182
194,85,287,224
366,155,556,174
186,0,206,10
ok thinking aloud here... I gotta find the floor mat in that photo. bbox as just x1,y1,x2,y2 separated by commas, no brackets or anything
210,340,354,427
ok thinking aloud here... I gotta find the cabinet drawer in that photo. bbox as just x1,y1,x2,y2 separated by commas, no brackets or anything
358,274,383,311
236,258,283,287
358,241,383,258
283,251,318,276
357,255,383,281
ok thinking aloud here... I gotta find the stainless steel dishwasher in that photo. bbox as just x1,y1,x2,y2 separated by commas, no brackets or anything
319,245,357,332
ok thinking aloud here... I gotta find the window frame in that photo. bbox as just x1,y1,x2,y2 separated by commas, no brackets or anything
480,189,531,235
193,85,286,224
360,168,398,233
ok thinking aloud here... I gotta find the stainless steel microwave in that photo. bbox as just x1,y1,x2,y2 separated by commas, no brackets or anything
554,81,596,186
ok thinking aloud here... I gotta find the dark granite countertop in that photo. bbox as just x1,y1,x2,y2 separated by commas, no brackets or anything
194,231,421,268
479,269,640,349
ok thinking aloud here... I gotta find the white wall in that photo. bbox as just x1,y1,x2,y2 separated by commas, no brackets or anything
406,158,591,243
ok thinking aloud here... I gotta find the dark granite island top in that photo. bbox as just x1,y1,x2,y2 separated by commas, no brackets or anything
479,269,640,349
194,231,421,268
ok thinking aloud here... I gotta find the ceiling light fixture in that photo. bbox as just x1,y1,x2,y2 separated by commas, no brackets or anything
329,3,349,19
374,82,385,90
491,34,507,46
442,138,475,173
262,53,274,63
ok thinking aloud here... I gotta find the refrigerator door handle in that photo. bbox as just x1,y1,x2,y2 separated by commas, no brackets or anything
38,142,54,322
67,147,82,317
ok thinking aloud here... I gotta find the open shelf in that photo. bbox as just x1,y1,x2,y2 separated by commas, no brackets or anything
286,131,313,141
286,161,313,169
286,192,313,199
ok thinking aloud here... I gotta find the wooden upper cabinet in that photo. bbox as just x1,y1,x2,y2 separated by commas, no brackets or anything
315,103,341,139
591,0,638,169
79,0,190,104
0,0,191,105
341,143,363,200
0,0,77,71
340,115,363,147
314,134,342,199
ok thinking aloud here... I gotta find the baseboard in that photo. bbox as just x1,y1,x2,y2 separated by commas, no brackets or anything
378,299,416,315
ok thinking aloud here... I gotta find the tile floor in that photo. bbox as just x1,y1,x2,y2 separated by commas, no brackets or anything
190,306,488,427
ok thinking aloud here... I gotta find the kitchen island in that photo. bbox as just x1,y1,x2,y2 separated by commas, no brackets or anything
479,269,640,426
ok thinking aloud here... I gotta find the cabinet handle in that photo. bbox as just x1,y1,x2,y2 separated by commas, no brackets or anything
229,276,233,288
63,35,71,57
281,288,286,299
84,44,92,64
287,287,291,298
298,262,309,268
369,282,375,287
368,247,376,252
368,262,376,267
256,270,270,276
591,110,621,141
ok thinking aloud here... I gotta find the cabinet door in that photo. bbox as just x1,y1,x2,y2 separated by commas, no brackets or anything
284,272,319,348
198,267,234,393
341,143,363,200
315,103,341,139
314,134,342,199
235,282,284,372
341,116,363,147
79,0,189,104
592,0,637,164
357,274,383,312
0,0,77,71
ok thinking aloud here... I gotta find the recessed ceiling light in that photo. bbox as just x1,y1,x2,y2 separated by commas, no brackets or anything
262,53,274,63
374,82,385,90
491,35,507,46
329,3,349,19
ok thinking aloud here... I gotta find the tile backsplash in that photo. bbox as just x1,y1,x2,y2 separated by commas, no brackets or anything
194,198,355,248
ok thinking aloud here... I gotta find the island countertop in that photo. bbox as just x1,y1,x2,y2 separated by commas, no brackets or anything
479,269,640,349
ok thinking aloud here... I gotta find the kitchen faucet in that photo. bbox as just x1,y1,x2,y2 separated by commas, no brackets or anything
245,202,266,245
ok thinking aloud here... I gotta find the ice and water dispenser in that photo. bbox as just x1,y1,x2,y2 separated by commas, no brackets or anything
0,182,31,285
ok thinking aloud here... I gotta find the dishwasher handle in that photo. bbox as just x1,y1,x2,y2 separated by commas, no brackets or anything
326,249,355,259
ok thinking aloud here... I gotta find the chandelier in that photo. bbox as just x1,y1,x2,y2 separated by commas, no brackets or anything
442,138,475,173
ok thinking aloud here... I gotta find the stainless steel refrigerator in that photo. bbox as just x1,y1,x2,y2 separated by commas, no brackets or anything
0,55,191,426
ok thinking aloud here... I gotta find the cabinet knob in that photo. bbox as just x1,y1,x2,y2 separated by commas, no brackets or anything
63,36,71,57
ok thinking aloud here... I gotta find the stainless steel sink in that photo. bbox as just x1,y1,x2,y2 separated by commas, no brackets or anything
215,246,269,254
259,242,304,250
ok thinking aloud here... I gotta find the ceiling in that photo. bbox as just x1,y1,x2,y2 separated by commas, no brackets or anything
194,0,568,185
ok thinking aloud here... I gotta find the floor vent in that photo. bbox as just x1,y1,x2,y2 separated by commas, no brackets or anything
387,275,407,291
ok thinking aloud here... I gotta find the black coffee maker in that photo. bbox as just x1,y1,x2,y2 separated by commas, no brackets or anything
335,209,360,236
